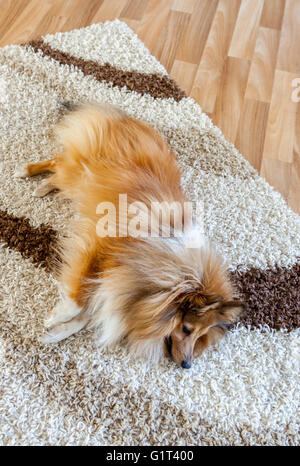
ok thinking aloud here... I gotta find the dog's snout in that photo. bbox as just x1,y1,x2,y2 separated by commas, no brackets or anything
181,359,191,369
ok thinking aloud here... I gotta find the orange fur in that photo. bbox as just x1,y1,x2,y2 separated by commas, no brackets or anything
20,103,244,368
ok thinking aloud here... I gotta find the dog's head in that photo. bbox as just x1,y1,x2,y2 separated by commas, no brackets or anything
165,296,244,368
119,236,244,367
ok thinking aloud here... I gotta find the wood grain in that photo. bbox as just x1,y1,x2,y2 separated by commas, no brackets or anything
32,12,68,37
212,56,250,143
136,0,173,57
0,0,298,214
260,0,285,29
170,59,198,94
0,0,25,41
171,0,197,14
229,0,264,60
277,0,300,73
54,0,102,31
121,0,150,21
190,0,241,112
175,0,218,64
245,27,280,103
263,70,297,163
153,9,190,73
261,157,291,200
235,99,269,171
0,0,53,46
91,0,128,23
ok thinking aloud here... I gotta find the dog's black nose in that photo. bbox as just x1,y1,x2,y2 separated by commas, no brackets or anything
181,360,191,369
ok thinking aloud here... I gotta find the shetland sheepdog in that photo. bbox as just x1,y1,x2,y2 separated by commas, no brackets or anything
16,103,244,368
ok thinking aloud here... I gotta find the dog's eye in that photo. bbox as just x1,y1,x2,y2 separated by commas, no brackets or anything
183,326,191,335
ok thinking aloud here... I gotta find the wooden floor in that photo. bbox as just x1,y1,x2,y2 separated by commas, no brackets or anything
0,0,299,214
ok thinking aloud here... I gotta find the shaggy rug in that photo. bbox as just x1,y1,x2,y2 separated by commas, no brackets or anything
0,20,299,446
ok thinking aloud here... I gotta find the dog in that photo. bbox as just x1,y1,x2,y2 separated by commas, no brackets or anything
16,102,244,368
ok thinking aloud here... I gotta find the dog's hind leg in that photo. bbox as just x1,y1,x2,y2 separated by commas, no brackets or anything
15,156,60,197
15,157,59,178
32,179,57,197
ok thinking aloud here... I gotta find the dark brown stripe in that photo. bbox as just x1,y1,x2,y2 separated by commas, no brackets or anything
24,39,186,102
0,209,298,332
231,265,300,332
0,210,57,271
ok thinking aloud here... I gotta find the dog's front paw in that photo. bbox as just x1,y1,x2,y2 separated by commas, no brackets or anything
40,325,66,344
44,311,59,329
40,317,88,344
40,322,76,344
44,298,82,328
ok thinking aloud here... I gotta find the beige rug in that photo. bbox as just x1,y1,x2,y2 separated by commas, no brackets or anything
0,20,299,446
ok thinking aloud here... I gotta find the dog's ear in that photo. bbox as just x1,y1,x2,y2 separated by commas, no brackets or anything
218,300,245,323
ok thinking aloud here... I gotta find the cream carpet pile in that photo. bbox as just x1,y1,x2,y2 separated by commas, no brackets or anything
0,20,299,445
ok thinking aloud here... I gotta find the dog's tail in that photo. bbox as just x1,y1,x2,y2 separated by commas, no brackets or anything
55,102,126,166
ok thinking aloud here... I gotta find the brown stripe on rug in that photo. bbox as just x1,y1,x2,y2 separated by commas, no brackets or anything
0,210,57,270
231,266,300,332
24,39,186,102
0,211,298,332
